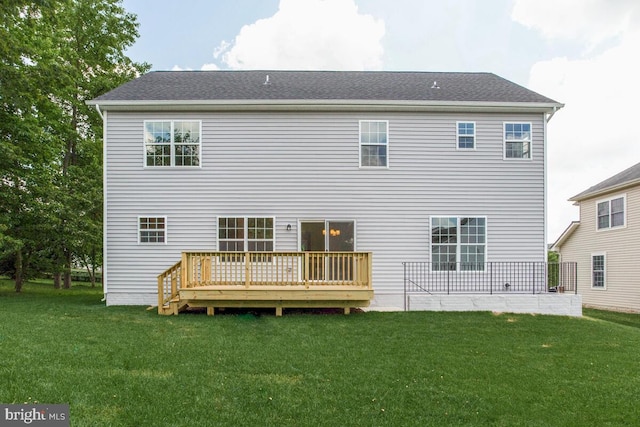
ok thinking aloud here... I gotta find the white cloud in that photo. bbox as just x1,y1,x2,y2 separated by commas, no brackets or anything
512,0,639,50
201,63,219,70
517,0,640,241
215,0,385,70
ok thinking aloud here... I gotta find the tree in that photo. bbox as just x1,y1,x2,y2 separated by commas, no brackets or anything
0,1,61,291
0,0,149,291
48,0,149,288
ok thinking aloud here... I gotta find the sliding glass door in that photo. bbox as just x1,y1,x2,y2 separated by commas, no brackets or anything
300,221,354,281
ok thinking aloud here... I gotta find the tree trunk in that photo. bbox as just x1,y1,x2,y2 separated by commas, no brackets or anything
90,264,96,288
53,272,61,289
84,260,96,287
14,248,23,293
63,250,72,289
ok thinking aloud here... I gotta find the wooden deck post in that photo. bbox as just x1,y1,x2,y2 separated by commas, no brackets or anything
304,252,310,288
157,276,164,313
181,252,188,290
367,252,373,289
275,306,283,317
245,252,250,288
207,307,215,316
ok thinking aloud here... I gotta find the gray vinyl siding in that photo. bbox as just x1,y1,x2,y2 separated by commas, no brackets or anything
105,110,547,305
558,185,640,312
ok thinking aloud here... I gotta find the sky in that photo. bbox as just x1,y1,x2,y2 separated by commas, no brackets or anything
122,0,640,243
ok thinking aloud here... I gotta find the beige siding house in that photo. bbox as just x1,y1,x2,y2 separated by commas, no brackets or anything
553,162,640,312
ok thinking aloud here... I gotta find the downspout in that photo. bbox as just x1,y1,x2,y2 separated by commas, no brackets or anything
543,105,560,265
95,103,104,121
543,111,549,264
96,104,108,303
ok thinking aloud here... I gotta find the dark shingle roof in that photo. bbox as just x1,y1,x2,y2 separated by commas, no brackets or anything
571,161,640,201
91,70,560,105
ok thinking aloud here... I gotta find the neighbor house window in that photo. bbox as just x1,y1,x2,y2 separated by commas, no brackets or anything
218,217,274,261
139,217,166,244
431,217,486,271
360,120,388,167
596,195,625,230
144,120,201,167
591,253,606,288
457,122,475,149
504,122,531,159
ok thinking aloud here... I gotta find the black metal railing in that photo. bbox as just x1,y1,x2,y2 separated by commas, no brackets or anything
403,261,577,301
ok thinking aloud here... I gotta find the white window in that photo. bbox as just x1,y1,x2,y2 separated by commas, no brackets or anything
431,217,486,271
504,122,531,159
144,120,201,167
591,253,606,288
457,122,475,149
596,195,625,230
218,217,275,261
359,120,388,167
138,217,166,244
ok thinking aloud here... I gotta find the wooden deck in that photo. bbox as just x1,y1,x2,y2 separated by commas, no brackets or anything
157,251,373,316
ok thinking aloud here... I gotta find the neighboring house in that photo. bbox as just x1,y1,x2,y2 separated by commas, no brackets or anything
553,162,640,313
88,70,566,311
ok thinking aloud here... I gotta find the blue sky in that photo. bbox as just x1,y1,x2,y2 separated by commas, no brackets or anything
121,0,640,241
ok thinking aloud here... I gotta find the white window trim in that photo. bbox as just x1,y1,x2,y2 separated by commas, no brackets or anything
456,121,476,150
216,216,277,252
429,215,488,272
591,252,607,289
359,120,390,169
503,122,533,161
143,120,202,168
137,216,168,245
595,194,626,232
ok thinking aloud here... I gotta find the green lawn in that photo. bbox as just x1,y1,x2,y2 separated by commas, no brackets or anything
1,279,639,426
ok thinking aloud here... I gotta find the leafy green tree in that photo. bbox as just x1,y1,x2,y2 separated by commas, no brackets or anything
0,0,149,291
0,1,61,291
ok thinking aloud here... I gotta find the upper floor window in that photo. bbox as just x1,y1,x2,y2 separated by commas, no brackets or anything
457,122,475,149
597,195,625,230
144,120,201,167
431,216,486,271
359,120,388,167
504,123,531,159
139,217,166,244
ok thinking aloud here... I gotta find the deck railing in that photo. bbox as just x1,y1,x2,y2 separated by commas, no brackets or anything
158,251,372,308
403,261,577,302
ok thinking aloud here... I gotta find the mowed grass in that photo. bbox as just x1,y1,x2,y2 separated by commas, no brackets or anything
1,279,639,426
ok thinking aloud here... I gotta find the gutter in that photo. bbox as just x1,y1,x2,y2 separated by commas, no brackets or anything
569,178,640,202
86,99,565,114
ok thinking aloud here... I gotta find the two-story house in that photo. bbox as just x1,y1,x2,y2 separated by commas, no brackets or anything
89,70,573,314
553,161,640,312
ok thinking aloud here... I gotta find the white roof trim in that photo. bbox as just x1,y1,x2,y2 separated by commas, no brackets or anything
87,99,563,113
551,221,580,251
569,178,640,202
